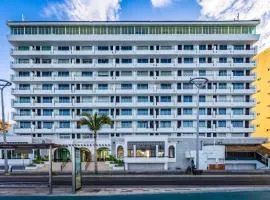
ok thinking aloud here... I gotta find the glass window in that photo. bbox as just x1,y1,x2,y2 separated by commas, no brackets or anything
59,109,70,116
121,96,132,103
121,84,132,90
160,83,171,89
137,84,148,90
183,108,192,115
183,96,192,102
232,108,243,115
137,121,148,128
218,121,226,128
43,109,53,116
160,109,171,115
137,96,148,102
59,121,70,128
98,84,108,90
232,121,243,128
98,109,109,115
160,96,171,102
160,121,171,128
183,58,193,63
43,97,53,103
137,109,148,115
121,109,132,116
121,121,132,128
218,108,226,115
183,120,193,127
43,122,53,129
82,71,93,77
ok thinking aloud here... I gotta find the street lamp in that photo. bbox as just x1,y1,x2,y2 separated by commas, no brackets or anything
0,79,12,174
189,77,208,170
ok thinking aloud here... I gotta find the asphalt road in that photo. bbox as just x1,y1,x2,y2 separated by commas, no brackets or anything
1,175,270,186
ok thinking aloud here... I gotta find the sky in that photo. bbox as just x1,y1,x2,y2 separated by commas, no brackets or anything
0,0,270,122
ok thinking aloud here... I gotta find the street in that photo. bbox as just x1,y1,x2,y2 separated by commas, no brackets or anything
1,174,270,186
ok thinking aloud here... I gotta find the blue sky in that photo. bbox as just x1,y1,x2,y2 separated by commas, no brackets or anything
0,0,269,121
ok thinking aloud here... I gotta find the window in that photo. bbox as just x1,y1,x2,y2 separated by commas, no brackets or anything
184,58,193,63
121,46,132,51
121,109,132,116
19,84,30,90
232,83,244,89
98,84,108,90
98,109,109,115
183,108,192,115
160,96,171,102
234,45,244,50
160,58,171,63
168,146,175,158
199,70,206,76
218,108,226,115
43,122,53,129
199,58,206,63
137,121,148,128
219,70,227,76
233,57,244,63
98,59,109,64
137,109,148,115
98,71,109,77
218,121,226,128
58,71,69,77
82,71,93,77
183,45,193,50
58,84,70,90
232,70,244,76
160,83,171,89
98,46,109,51
121,59,132,64
160,109,171,115
137,71,148,76
137,96,148,102
199,96,206,102
199,108,206,115
59,121,70,128
160,121,171,128
199,45,206,50
219,57,227,63
42,72,52,77
183,96,192,102
121,96,132,103
59,109,70,116
183,120,193,127
18,72,30,77
232,121,243,128
121,121,132,128
138,58,148,63
183,83,193,89
232,108,243,115
20,121,31,129
19,97,30,103
82,59,92,64
43,109,53,116
121,84,132,90
219,45,227,50
20,109,31,116
137,84,148,90
58,46,69,51
199,121,205,127
219,83,227,89
43,97,53,103
59,97,70,103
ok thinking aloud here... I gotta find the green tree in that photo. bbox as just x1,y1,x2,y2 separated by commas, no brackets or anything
80,113,112,174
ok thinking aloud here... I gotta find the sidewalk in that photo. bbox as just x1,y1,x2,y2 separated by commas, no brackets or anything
1,186,270,196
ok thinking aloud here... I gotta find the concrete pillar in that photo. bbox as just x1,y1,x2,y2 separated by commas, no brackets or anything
133,145,136,157
155,145,159,157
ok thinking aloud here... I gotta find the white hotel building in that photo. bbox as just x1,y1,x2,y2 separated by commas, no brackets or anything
5,20,268,171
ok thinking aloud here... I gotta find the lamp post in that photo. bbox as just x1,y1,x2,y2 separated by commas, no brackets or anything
189,77,208,170
0,79,12,174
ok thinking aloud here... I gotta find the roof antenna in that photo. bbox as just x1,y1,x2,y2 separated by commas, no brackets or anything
22,14,25,21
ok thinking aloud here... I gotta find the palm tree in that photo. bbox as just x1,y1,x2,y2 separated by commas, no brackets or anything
80,112,112,174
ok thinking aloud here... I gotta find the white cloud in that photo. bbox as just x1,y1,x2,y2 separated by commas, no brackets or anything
43,0,121,21
151,0,172,8
197,0,270,51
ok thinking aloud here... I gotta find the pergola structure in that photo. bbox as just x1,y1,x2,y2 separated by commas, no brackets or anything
0,143,62,194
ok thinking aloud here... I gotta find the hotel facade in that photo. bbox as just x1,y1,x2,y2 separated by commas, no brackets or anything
5,20,269,171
